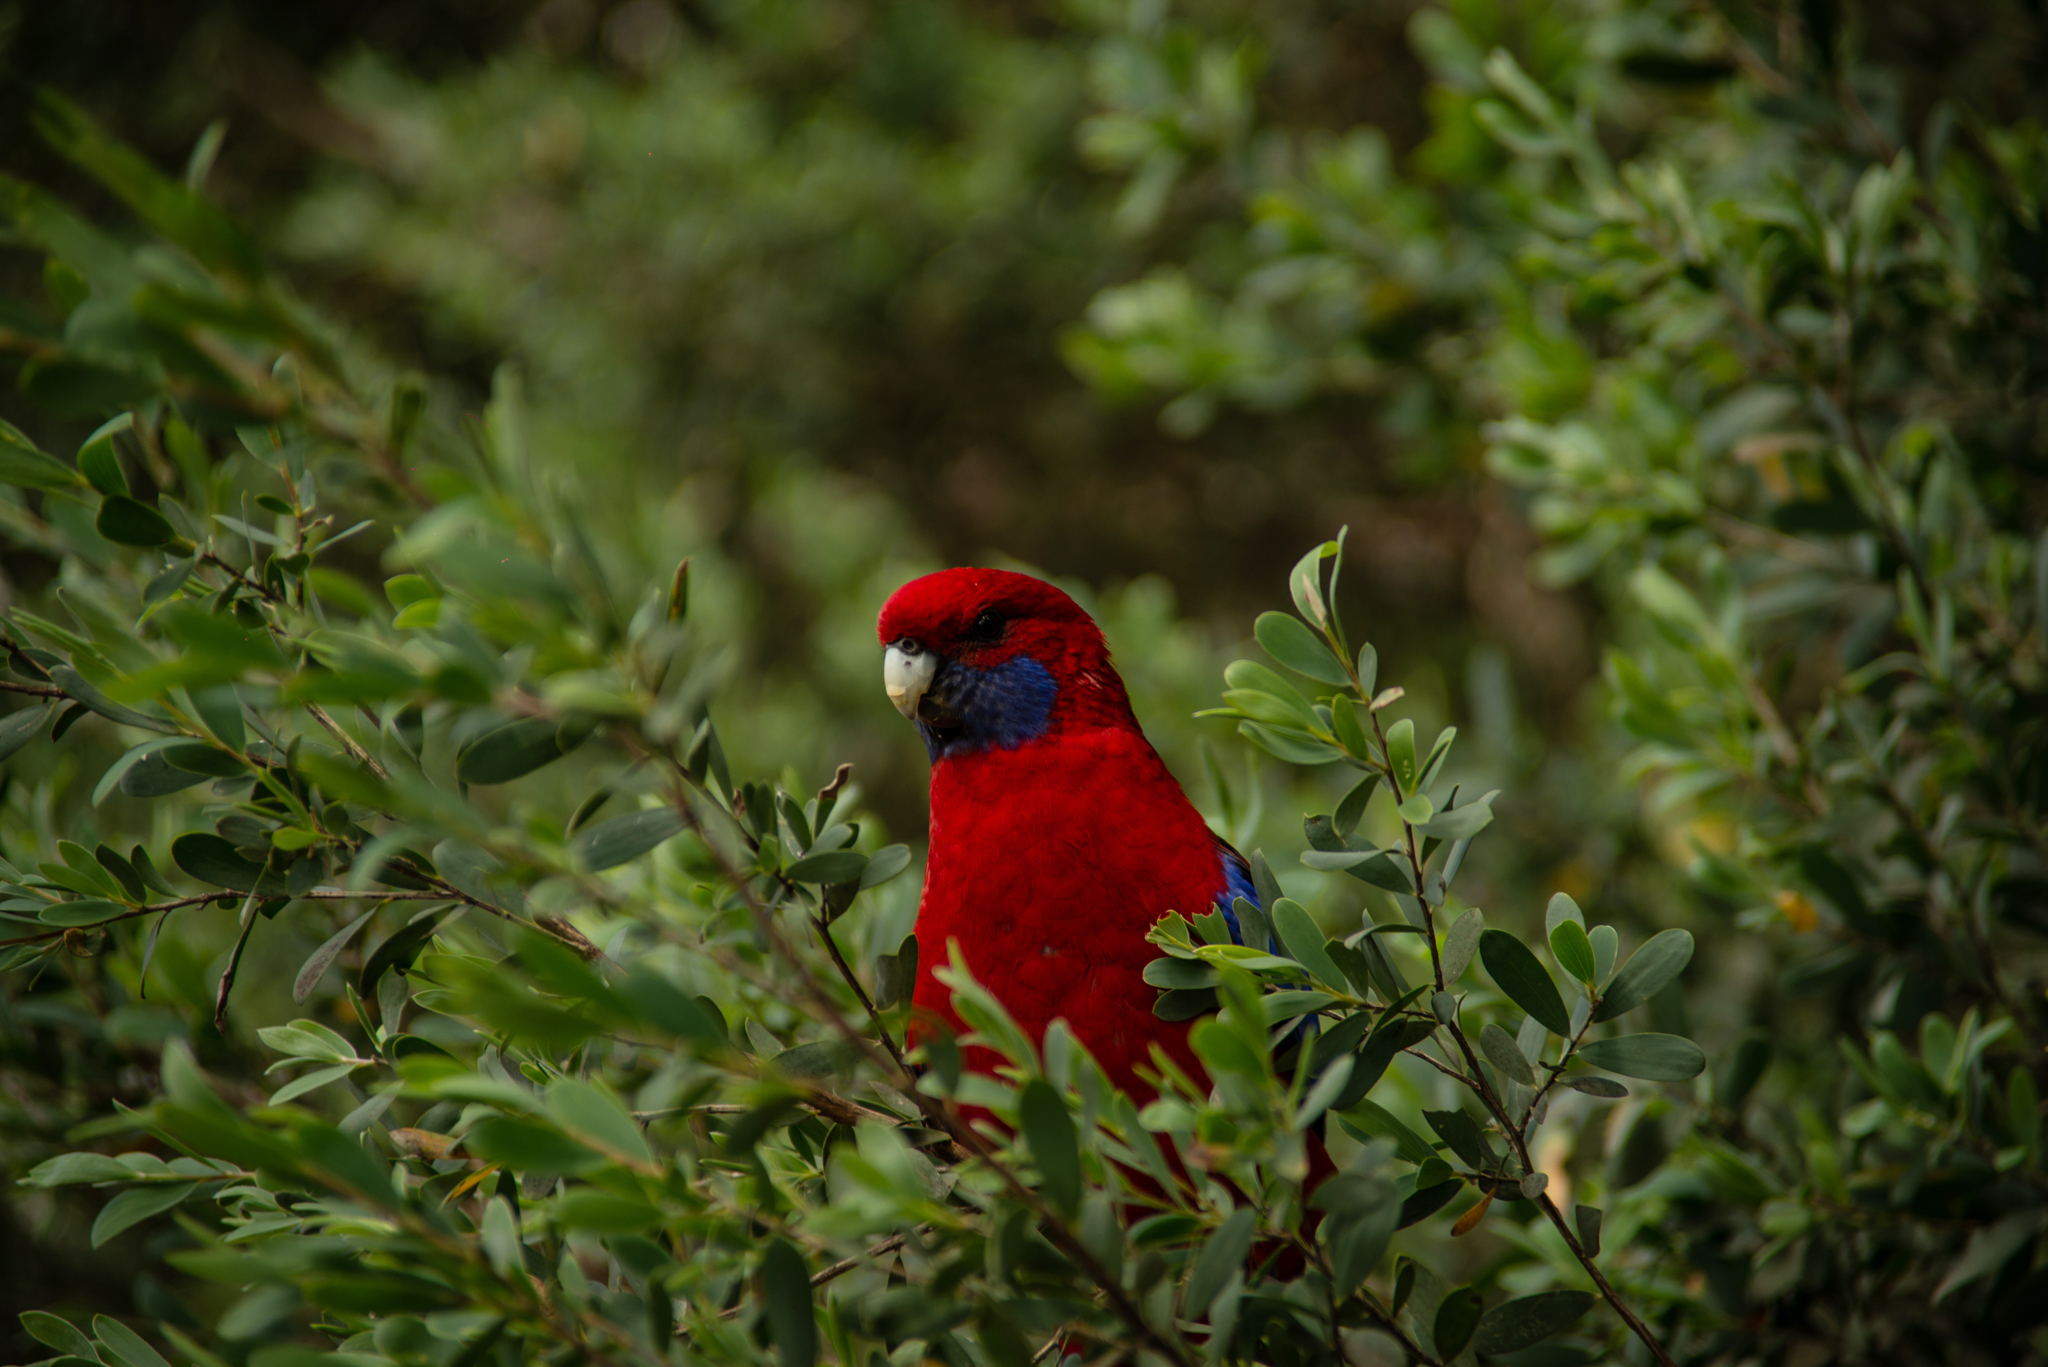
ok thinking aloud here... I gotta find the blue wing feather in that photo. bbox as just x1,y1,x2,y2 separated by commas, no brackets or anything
1210,836,1268,949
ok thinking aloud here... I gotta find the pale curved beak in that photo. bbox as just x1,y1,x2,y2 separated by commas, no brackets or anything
884,643,937,721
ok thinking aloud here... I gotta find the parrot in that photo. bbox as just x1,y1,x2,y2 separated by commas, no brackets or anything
876,566,1259,1096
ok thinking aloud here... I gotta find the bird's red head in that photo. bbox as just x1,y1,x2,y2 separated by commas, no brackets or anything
877,568,1136,759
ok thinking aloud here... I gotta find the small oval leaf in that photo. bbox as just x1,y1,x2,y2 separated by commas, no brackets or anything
1471,1290,1597,1355
1576,1032,1707,1081
784,849,868,885
1254,611,1353,686
1019,1078,1081,1216
295,907,377,1002
1442,907,1484,983
1479,929,1571,1036
1549,920,1597,983
1479,1021,1536,1085
1592,928,1694,1021
571,808,685,872
456,717,568,785
96,495,177,548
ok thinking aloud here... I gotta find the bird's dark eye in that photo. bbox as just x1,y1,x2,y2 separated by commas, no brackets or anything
964,609,1005,644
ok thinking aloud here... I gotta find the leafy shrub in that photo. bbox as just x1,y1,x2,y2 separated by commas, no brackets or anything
2,0,2045,1358
3,90,1718,1367
1069,0,2048,1359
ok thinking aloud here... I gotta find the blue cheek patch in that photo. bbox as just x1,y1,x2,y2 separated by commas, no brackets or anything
920,655,1059,760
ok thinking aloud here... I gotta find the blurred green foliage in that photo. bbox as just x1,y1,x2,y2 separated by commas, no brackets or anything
0,0,2044,1364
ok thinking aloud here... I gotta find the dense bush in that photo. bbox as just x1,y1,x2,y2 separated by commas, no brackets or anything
1069,0,2048,1359
0,0,2044,1364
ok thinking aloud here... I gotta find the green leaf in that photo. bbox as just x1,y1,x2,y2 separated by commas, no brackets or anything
187,683,244,750
1574,1204,1602,1258
1300,846,1413,894
1154,987,1219,1021
1470,1290,1596,1355
546,1078,653,1167
1399,1180,1462,1228
1333,772,1379,835
119,751,209,798
34,91,267,282
40,899,129,927
1385,717,1417,789
358,908,451,998
21,1310,96,1359
571,808,684,872
92,738,179,806
1327,1196,1400,1295
616,967,727,1051
267,1062,359,1106
1479,1022,1535,1085
1434,1287,1485,1360
772,1040,858,1083
1019,1078,1081,1215
1417,791,1496,841
51,666,177,733
462,1117,603,1175
0,701,51,761
0,421,90,491
172,833,290,895
78,415,133,496
1577,1033,1707,1081
256,1019,356,1062
1561,1075,1628,1098
1592,928,1694,1020
1270,899,1346,991
1442,908,1484,982
1255,611,1353,685
873,934,920,1009
384,574,435,607
1143,956,1219,989
785,849,868,884
294,907,376,1003
760,1239,817,1367
96,496,177,548
859,843,913,888
1549,920,1597,983
92,1182,200,1248
1336,1098,1437,1165
456,717,571,784
142,557,193,607
1186,1205,1256,1315
1237,720,1344,765
162,742,242,777
1344,1016,1437,1108
1543,894,1585,941
1358,933,1410,1001
551,1189,660,1233
1589,923,1619,983
1423,1109,1487,1169
26,1151,134,1186
1479,929,1571,1036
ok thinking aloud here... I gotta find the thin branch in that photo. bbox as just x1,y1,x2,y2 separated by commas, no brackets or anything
306,702,391,780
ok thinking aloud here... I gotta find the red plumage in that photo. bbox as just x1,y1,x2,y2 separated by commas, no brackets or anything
878,568,1229,1094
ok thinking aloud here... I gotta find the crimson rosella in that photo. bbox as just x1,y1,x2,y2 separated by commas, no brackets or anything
876,567,1259,1095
